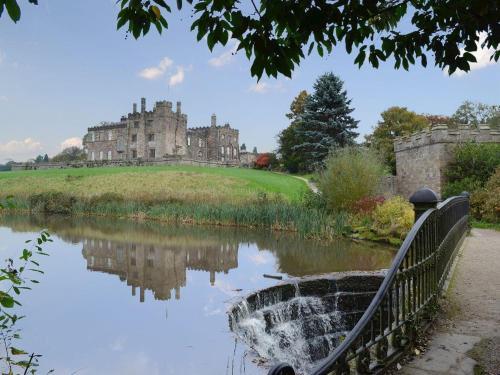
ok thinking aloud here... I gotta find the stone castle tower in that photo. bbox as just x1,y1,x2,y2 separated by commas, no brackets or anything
83,98,239,165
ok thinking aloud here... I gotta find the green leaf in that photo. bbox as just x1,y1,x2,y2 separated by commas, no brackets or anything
5,0,20,22
11,347,28,355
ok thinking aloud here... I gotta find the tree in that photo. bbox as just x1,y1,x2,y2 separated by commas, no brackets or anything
2,1,498,79
366,107,429,174
277,91,309,173
34,154,44,164
51,147,86,162
43,153,49,162
240,143,246,151
451,101,500,128
293,73,358,171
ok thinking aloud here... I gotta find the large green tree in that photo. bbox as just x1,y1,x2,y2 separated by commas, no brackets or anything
366,107,429,174
451,101,500,128
277,90,309,173
293,73,358,171
2,1,499,79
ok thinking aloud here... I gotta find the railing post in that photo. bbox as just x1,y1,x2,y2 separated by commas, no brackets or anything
409,188,439,222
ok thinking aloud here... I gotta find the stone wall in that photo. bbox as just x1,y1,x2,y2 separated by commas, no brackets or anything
11,157,240,171
394,125,500,198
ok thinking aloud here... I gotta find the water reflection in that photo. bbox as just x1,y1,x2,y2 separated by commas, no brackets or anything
0,214,395,374
82,238,238,302
1,214,394,304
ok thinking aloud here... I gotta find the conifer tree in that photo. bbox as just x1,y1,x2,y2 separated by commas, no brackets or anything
294,73,358,169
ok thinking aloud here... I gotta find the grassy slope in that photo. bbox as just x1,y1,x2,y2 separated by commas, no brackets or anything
0,166,308,204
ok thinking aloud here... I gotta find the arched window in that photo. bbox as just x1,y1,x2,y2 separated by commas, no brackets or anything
187,136,191,146
108,150,112,160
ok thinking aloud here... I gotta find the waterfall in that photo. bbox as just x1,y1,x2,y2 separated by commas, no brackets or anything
229,291,347,374
227,273,384,374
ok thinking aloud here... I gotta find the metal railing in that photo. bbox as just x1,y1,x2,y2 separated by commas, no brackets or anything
269,191,469,375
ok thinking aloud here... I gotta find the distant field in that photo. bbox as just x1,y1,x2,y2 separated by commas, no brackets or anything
0,166,308,204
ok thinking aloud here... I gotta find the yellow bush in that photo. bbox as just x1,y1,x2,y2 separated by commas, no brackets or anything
372,196,414,239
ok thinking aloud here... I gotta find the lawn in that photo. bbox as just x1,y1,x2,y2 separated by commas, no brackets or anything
0,165,308,204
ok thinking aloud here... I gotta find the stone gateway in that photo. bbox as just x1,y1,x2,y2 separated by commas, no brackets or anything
82,98,240,165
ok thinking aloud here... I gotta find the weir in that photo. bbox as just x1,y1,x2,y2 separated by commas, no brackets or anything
228,273,384,374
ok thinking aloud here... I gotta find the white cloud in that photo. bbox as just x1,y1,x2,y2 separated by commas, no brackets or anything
138,57,173,80
248,81,285,94
208,42,238,67
0,138,43,162
452,32,498,77
60,137,82,150
168,66,185,87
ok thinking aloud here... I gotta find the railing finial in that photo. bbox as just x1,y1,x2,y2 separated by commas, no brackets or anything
409,188,439,222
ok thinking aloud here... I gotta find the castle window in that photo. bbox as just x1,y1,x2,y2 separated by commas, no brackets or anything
187,136,191,146
131,134,137,142
149,149,156,158
198,138,203,147
146,120,153,127
198,150,202,158
147,259,154,268
108,150,112,160
148,133,155,142
226,146,230,156
91,132,95,142
228,135,231,143
134,121,139,128
91,151,95,161
99,151,103,160
221,146,224,154
108,131,113,141
132,150,137,159
234,147,237,158
221,134,225,140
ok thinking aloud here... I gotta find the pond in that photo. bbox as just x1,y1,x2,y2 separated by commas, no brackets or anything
0,215,395,374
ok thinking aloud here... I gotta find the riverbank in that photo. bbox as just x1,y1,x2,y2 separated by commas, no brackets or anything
0,166,352,239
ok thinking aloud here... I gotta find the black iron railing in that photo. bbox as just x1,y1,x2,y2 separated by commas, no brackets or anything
269,190,469,375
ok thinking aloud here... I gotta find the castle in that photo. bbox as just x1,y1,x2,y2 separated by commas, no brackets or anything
82,98,240,165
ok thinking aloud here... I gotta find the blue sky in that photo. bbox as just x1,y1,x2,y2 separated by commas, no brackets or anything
0,0,499,162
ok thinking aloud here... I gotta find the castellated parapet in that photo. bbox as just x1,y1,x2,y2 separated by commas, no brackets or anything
82,98,240,165
394,125,500,199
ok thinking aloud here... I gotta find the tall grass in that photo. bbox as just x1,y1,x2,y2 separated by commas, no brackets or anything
7,192,348,239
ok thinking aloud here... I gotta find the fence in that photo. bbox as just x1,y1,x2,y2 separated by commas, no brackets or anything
269,188,470,375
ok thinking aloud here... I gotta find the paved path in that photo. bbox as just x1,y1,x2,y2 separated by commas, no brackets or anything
402,229,500,375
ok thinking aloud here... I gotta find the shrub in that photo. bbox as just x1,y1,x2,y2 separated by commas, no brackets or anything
470,167,500,223
318,147,386,211
352,196,385,214
372,196,414,239
443,143,500,198
29,192,76,214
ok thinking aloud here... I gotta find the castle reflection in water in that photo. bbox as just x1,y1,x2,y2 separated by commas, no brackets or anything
82,238,238,302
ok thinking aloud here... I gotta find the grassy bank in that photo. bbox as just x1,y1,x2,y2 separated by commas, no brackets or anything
0,166,350,239
0,165,307,203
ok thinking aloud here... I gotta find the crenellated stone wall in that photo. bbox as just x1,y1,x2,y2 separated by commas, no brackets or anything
394,125,500,198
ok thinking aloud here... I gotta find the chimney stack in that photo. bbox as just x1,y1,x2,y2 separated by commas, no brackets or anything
133,103,137,114
176,101,182,114
141,97,146,113
211,113,216,127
